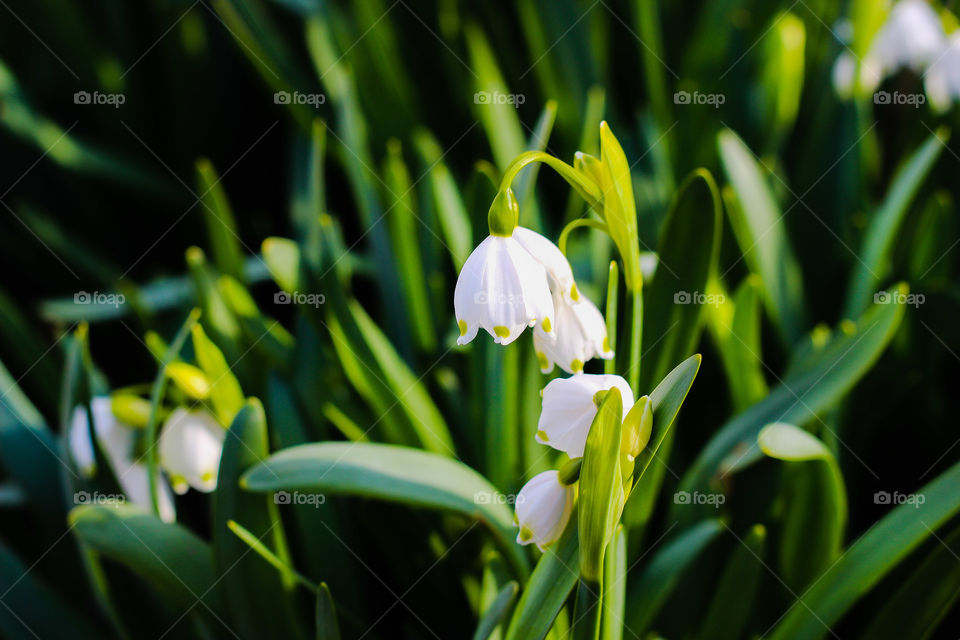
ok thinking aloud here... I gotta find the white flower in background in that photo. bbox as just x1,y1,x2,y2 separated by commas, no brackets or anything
536,374,634,458
832,52,858,98
534,289,613,374
861,0,946,91
454,232,556,346
925,32,960,111
158,408,226,494
69,397,176,522
514,470,574,550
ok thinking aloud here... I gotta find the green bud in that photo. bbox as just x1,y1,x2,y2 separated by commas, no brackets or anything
110,394,152,428
558,457,583,485
487,188,519,236
166,362,211,399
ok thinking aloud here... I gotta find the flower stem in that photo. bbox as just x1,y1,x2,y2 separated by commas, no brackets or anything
628,285,643,395
605,261,619,375
499,151,602,209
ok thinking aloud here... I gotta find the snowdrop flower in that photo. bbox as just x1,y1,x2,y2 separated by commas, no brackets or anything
158,408,226,494
69,397,176,522
455,189,559,346
512,226,579,304
832,52,858,99
536,374,634,458
861,0,946,91
925,32,960,112
534,289,613,374
514,470,574,550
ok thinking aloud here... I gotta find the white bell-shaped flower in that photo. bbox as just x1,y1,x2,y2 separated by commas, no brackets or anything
534,288,613,374
69,397,176,522
536,374,634,458
512,227,579,304
832,52,857,98
514,470,574,550
925,32,960,112
454,233,556,346
863,0,946,90
158,408,226,494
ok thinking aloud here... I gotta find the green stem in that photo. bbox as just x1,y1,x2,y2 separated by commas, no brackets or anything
499,151,602,209
605,261,619,375
145,309,200,516
628,286,643,395
572,577,604,640
227,520,319,594
558,218,610,255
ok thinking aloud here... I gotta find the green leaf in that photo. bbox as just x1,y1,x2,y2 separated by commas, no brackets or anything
677,284,907,517
413,129,473,270
760,424,846,591
698,524,767,640
706,275,768,412
69,504,221,614
860,524,960,639
348,300,455,455
213,399,300,639
718,129,806,345
843,127,948,318
505,522,579,640
383,139,435,350
0,542,101,640
240,442,527,578
768,458,960,639
316,583,342,640
623,354,701,525
579,387,624,582
474,581,519,640
464,23,526,171
624,520,723,634
192,323,246,426
599,122,641,292
601,526,627,640
262,237,301,294
640,168,721,391
196,157,246,282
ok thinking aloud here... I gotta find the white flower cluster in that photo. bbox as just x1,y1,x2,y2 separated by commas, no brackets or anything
833,0,960,112
513,374,633,550
454,226,612,374
69,397,226,522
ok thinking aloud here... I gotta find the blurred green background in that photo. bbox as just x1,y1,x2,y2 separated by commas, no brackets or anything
0,0,959,638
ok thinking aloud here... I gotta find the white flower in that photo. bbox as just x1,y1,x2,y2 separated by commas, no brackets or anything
534,288,613,374
832,52,857,98
511,227,579,304
514,470,574,550
861,0,946,91
69,397,176,522
454,232,556,346
925,32,960,112
158,408,226,494
536,374,634,458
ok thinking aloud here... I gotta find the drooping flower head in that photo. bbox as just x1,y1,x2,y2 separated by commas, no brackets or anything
862,0,946,91
534,288,613,374
69,396,176,522
536,374,634,458
158,408,226,494
514,470,575,550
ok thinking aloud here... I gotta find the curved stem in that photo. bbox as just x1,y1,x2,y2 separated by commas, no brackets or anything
499,151,602,210
145,308,200,515
558,218,610,255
